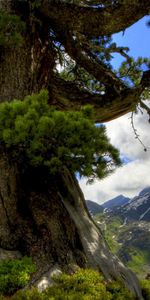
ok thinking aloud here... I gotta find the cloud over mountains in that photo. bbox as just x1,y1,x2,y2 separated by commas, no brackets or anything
79,107,150,204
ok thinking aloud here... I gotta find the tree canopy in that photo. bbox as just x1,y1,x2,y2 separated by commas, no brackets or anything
0,90,121,181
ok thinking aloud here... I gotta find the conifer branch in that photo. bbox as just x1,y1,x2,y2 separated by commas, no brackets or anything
130,111,147,152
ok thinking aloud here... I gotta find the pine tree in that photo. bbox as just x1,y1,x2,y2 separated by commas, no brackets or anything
0,1,150,298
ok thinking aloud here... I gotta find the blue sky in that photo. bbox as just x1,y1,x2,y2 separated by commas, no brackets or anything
112,16,150,68
80,16,150,203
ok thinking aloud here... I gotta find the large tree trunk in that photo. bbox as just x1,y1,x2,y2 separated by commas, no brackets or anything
0,2,143,299
0,151,143,298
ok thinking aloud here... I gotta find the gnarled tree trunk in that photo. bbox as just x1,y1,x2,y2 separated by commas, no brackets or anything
0,151,143,299
0,1,145,299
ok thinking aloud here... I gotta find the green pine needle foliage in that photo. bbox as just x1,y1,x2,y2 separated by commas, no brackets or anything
141,279,150,300
0,269,134,300
0,257,36,295
0,90,121,180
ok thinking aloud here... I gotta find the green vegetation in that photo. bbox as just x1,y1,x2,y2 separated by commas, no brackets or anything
95,215,123,253
0,90,121,181
127,249,150,275
0,268,134,300
117,57,150,87
95,215,150,278
103,217,122,252
141,279,150,300
0,258,148,300
0,257,36,295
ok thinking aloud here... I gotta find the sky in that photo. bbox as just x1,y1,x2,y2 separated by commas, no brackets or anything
79,16,150,204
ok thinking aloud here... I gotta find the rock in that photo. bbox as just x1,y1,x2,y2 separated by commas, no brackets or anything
0,247,22,261
36,265,62,292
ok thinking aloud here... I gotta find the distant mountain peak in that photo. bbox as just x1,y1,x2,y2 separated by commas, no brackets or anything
102,195,130,210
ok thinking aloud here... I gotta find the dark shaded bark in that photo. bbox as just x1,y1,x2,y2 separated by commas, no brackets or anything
41,0,150,37
0,43,32,102
0,152,86,266
0,0,55,102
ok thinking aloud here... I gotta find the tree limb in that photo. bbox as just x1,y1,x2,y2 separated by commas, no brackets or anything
50,74,143,122
41,0,150,37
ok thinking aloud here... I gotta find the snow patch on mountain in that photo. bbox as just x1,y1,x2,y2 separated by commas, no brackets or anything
105,187,150,223
139,207,150,220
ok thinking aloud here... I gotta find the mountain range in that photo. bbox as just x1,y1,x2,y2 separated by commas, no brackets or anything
86,187,150,222
102,194,130,210
86,187,150,277
105,187,150,223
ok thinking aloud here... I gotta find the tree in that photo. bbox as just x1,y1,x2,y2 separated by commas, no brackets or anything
0,0,150,298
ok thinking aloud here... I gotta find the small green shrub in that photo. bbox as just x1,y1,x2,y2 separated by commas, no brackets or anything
106,281,134,300
9,269,111,300
0,268,137,300
47,269,111,300
11,289,46,300
141,279,150,300
12,269,135,300
0,257,36,295
0,90,121,181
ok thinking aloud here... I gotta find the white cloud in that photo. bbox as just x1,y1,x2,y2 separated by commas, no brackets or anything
79,107,150,204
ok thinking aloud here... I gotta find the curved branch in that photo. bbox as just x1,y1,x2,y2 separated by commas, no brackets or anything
50,74,143,122
41,0,150,37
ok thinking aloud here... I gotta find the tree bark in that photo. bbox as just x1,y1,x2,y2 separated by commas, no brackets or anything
0,0,55,102
41,0,150,37
0,153,143,298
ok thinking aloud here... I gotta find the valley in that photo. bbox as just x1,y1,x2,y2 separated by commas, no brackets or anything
86,187,150,278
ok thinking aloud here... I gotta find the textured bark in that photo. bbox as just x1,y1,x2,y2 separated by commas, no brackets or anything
0,0,55,102
0,154,86,270
51,75,141,122
0,43,32,102
41,0,150,37
0,152,21,249
0,154,143,299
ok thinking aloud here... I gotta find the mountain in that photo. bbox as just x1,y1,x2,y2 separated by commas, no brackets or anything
93,187,150,277
96,216,150,277
102,195,130,210
109,187,150,223
139,186,150,197
86,200,103,215
117,221,150,263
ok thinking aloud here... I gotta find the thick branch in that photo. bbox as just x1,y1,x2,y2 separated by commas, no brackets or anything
41,0,150,37
50,75,144,122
